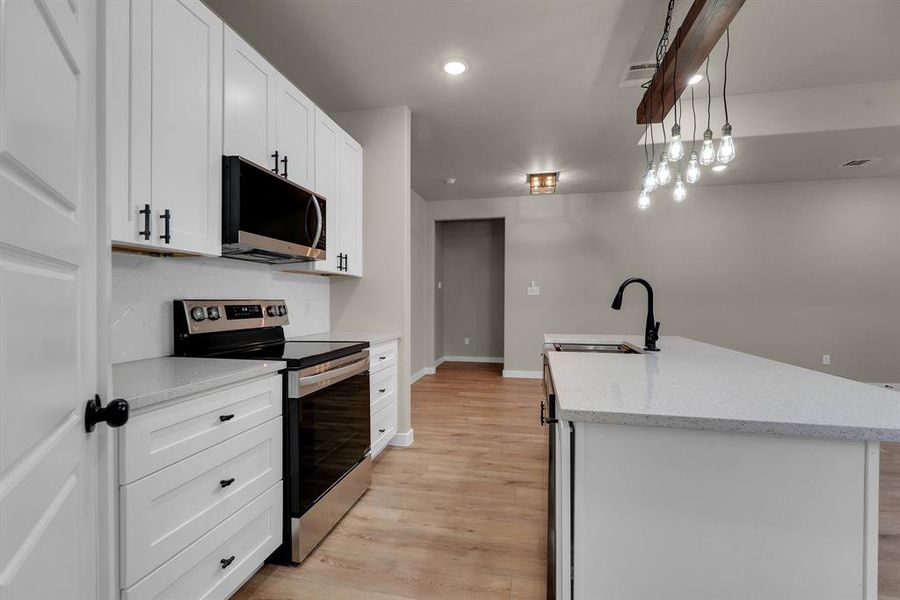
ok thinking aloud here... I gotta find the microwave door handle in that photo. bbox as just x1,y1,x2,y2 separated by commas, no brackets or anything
311,195,323,249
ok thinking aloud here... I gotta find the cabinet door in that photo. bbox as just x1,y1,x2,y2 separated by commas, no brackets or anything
131,0,222,256
275,75,315,190
312,108,340,272
223,27,276,171
338,133,363,276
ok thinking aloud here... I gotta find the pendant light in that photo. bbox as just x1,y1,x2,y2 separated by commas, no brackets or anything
657,152,672,185
699,56,715,165
667,43,684,161
716,27,736,164
638,189,652,211
673,174,686,202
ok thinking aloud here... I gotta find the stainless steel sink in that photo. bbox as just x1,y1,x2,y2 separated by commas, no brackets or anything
552,342,642,354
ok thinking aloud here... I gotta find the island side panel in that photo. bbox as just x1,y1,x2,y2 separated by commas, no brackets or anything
573,422,876,600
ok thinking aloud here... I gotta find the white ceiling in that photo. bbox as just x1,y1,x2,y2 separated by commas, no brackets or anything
204,0,900,201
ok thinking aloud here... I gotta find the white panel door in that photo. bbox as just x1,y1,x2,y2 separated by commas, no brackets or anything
132,0,223,256
275,75,315,190
312,108,340,272
223,26,276,172
338,133,363,276
0,0,102,598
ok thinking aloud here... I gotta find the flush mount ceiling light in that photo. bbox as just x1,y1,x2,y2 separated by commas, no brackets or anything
528,172,559,195
441,59,468,76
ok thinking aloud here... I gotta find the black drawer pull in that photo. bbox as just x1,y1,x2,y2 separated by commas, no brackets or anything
219,478,235,488
138,204,151,240
219,414,234,422
378,388,386,393
220,555,235,569
378,428,386,434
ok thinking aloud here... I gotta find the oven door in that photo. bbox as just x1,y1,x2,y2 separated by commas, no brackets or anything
287,352,370,516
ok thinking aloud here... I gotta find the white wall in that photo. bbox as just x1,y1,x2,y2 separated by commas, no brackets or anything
111,253,329,363
419,177,900,383
410,189,434,377
331,106,414,436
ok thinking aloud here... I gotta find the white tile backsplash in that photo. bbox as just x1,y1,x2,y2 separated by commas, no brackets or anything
111,253,329,363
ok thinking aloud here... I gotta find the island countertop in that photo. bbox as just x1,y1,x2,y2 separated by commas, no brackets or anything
545,334,900,441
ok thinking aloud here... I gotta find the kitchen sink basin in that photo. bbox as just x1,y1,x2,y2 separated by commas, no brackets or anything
552,342,642,354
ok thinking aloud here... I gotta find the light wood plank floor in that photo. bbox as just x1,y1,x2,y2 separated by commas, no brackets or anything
234,362,900,600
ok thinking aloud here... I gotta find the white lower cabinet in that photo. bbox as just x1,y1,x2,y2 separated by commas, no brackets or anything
120,375,283,599
122,483,282,600
369,340,399,458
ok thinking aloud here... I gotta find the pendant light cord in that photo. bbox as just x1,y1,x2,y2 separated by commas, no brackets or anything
705,57,711,131
690,85,696,151
723,27,730,125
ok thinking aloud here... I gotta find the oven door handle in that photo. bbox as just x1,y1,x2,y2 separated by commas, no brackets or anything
295,356,369,397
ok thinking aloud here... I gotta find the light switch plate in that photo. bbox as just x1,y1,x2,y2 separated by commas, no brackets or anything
528,286,540,296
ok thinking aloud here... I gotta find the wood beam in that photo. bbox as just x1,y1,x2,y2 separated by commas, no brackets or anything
636,0,747,124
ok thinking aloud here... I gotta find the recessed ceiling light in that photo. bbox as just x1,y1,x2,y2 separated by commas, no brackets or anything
441,59,468,76
687,73,703,85
443,177,457,185
711,164,727,172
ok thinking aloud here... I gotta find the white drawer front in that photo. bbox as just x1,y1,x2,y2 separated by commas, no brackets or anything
370,365,397,412
123,482,283,600
121,418,282,587
120,375,282,484
369,340,397,374
371,400,397,459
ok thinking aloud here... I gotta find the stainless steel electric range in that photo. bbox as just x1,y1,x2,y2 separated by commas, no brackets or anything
173,299,371,564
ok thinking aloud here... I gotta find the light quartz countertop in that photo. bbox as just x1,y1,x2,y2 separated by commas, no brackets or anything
113,357,286,411
544,334,900,441
289,331,401,345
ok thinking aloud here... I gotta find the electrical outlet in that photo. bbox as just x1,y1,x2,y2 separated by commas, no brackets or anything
822,354,831,365
464,338,470,345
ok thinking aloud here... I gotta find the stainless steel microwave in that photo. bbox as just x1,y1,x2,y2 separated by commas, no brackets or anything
222,156,326,264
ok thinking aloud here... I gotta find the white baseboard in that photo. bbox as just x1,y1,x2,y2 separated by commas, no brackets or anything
502,369,543,379
433,356,445,368
439,355,504,364
389,429,414,447
411,367,435,384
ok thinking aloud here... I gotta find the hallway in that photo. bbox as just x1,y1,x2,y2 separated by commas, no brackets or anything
234,362,547,599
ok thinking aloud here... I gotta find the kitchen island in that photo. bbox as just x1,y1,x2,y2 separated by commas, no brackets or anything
544,334,900,600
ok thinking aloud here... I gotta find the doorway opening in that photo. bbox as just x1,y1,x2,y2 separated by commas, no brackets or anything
434,219,505,368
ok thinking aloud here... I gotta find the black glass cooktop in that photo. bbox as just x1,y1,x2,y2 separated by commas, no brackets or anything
215,340,369,368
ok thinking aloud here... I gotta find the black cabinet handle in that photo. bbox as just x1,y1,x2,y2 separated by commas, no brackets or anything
219,478,235,488
159,209,171,244
378,428,386,434
540,399,558,426
138,204,151,240
343,253,348,272
219,414,235,422
379,388,386,393
271,151,279,173
220,556,235,569
379,356,386,360
85,395,129,433
281,155,288,178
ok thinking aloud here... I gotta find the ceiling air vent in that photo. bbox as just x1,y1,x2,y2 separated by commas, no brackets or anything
620,61,657,88
840,158,880,168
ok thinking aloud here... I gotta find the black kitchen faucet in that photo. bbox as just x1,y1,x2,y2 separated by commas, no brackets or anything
611,277,660,351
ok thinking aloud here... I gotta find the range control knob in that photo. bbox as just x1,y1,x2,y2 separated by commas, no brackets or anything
266,305,278,317
277,305,287,316
190,306,206,322
207,306,220,321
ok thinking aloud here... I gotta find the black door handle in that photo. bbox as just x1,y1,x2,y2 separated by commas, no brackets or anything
159,209,171,244
219,414,235,422
219,478,235,488
85,395,129,433
220,555,235,569
271,151,279,173
138,204,151,240
281,155,288,178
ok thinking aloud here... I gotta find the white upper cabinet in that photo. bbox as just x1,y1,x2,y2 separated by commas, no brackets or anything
223,26,277,171
109,0,223,256
338,133,363,277
275,77,316,189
